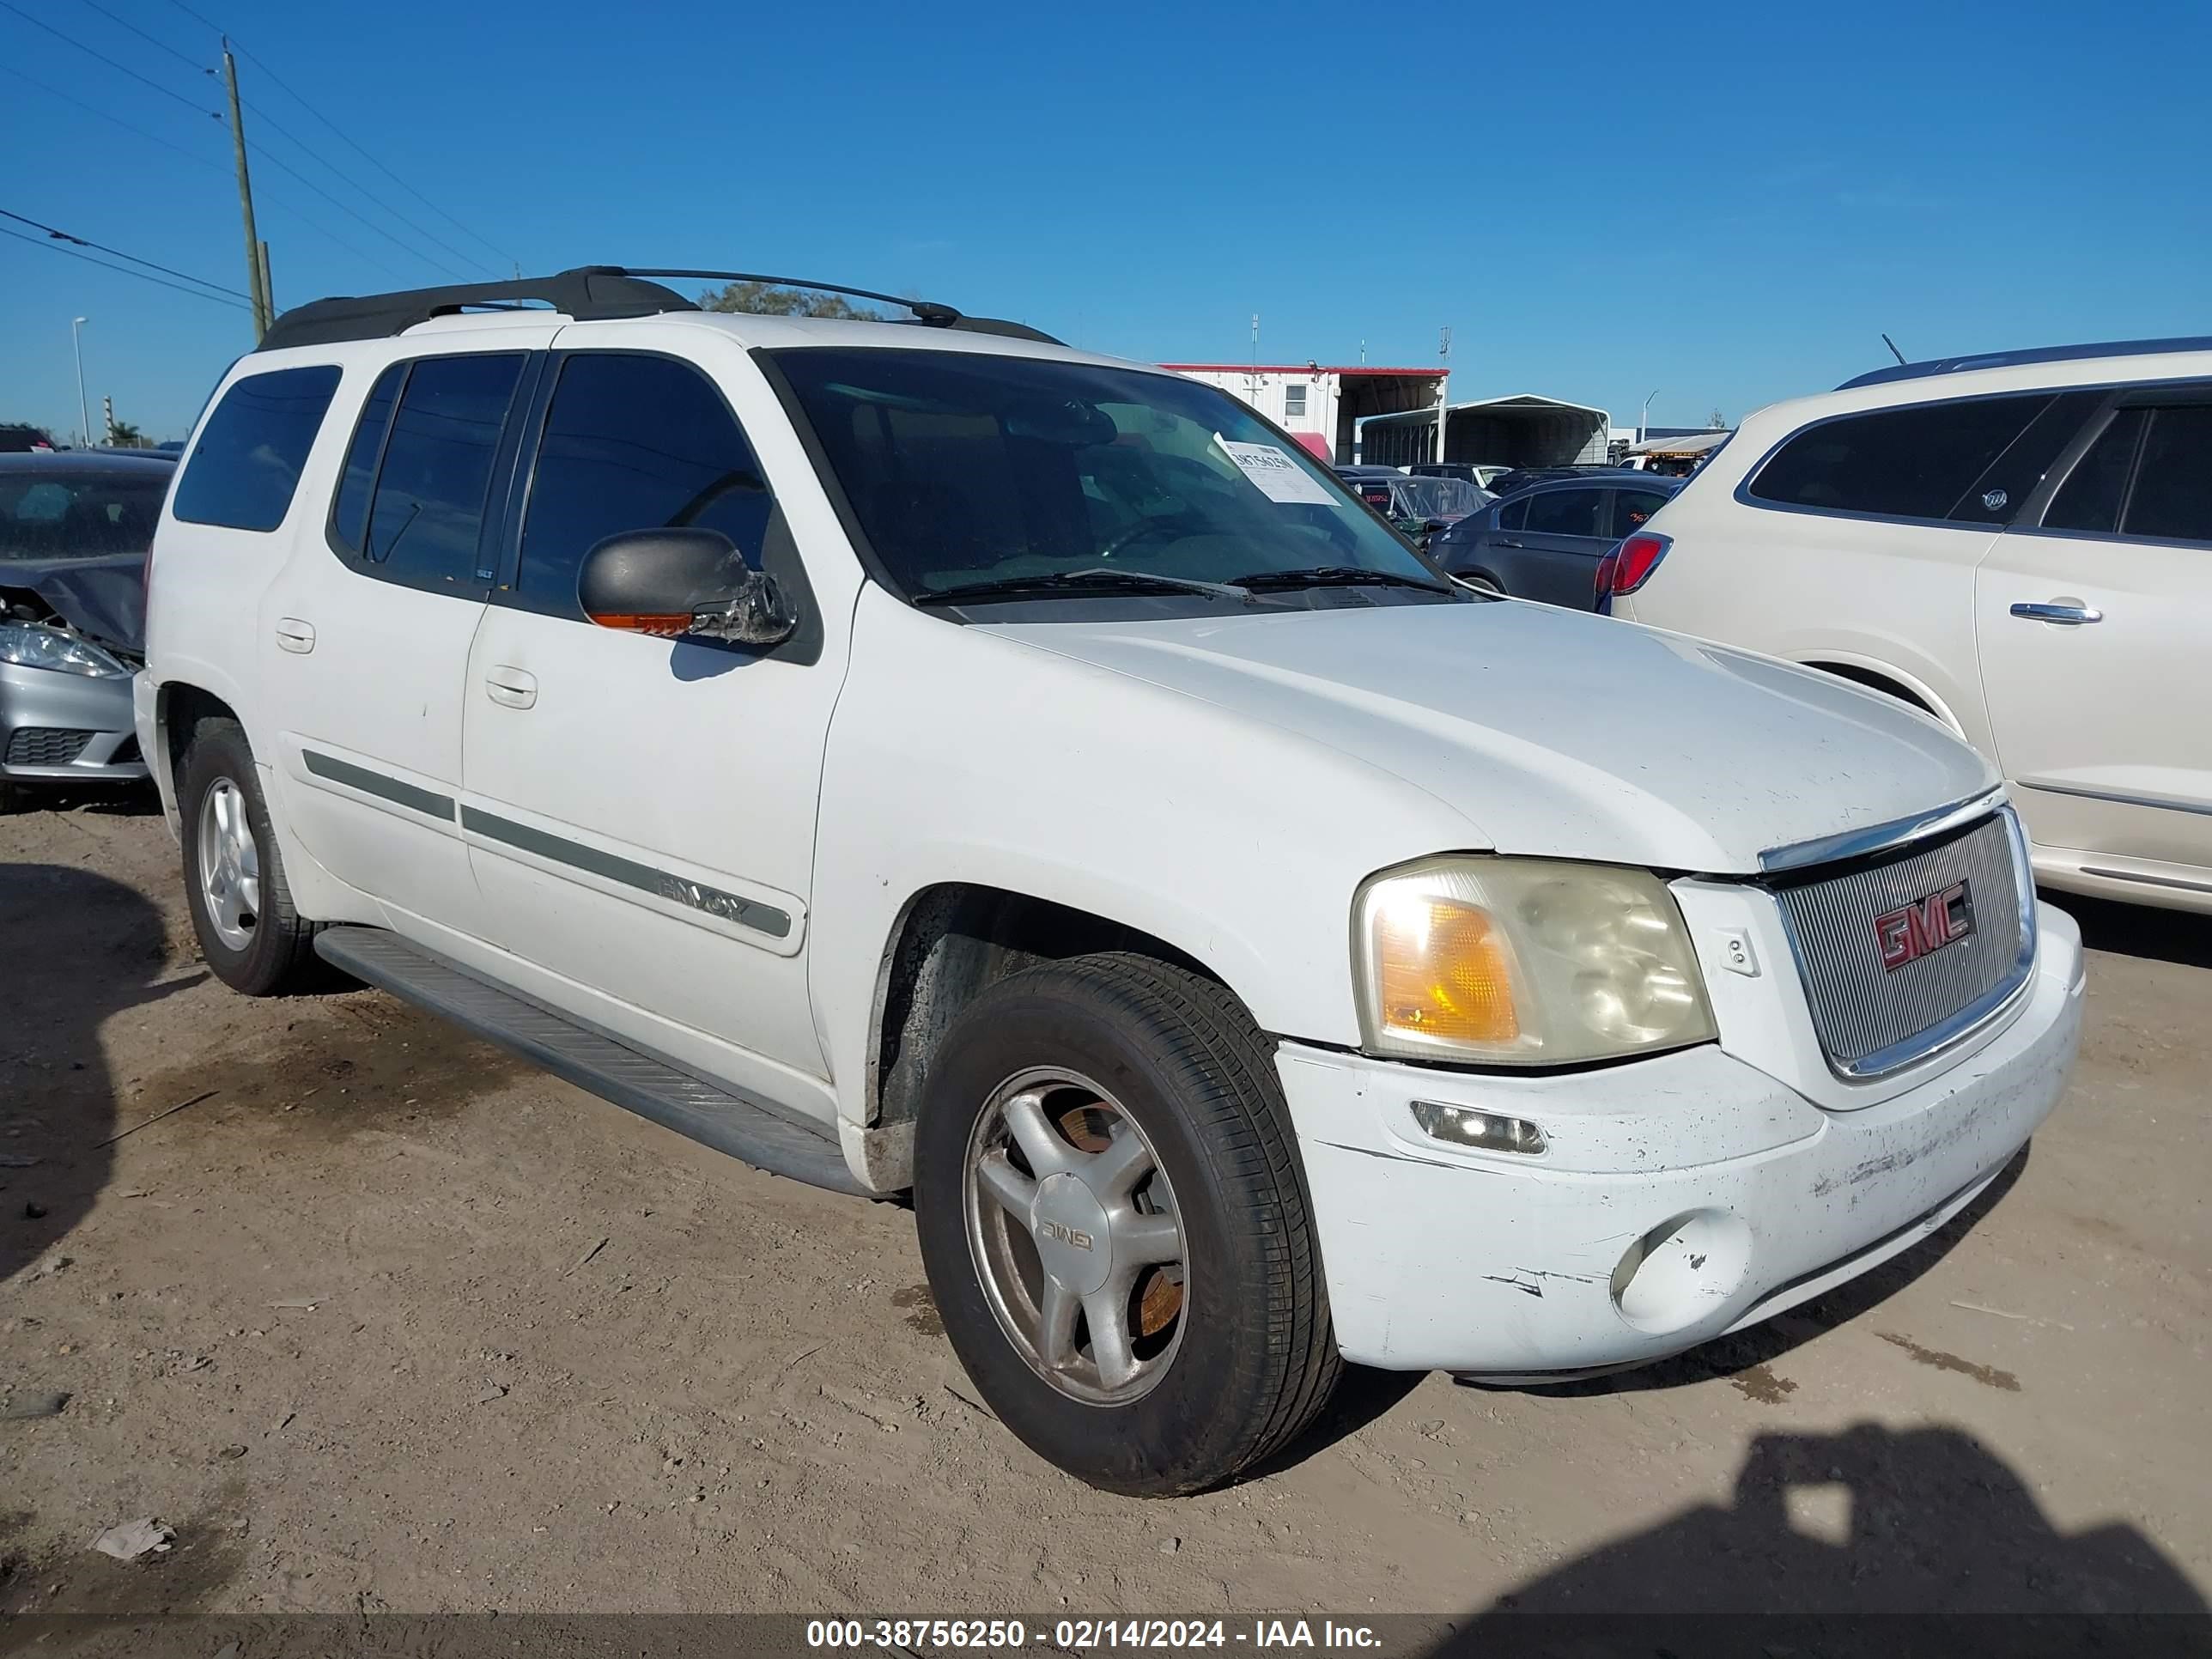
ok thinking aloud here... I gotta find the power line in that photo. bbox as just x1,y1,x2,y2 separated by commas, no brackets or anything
245,133,475,283
0,222,251,310
240,96,498,277
0,0,222,121
1,206,250,300
158,0,520,271
1,64,227,171
73,0,210,76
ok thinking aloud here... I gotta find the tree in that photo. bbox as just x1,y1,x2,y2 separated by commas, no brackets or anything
698,280,884,321
107,419,146,447
1707,408,1727,429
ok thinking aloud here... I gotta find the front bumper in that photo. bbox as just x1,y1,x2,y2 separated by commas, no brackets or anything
0,660,146,786
1276,901,2084,1376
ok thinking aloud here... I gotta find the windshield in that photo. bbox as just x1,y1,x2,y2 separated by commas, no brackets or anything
1391,477,1486,520
769,349,1446,600
0,468,169,560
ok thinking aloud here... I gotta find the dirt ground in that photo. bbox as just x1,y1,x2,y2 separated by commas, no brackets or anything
3,796,2209,1625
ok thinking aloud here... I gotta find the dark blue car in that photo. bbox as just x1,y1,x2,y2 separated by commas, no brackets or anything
1429,474,1681,609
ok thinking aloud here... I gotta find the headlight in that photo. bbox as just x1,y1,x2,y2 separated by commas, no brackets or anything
1352,857,1716,1065
0,621,128,678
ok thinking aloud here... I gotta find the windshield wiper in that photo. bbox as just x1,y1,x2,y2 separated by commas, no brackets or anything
912,567,1254,606
1230,565,1455,596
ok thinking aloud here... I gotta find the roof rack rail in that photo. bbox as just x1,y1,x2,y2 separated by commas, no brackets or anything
617,268,962,326
256,267,696,352
256,264,1065,353
1838,335,2212,390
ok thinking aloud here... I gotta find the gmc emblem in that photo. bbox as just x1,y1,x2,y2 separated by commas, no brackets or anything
1875,881,1975,971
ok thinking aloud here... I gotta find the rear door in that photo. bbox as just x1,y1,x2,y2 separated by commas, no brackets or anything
1509,487,1612,605
1976,388,2212,888
258,335,550,933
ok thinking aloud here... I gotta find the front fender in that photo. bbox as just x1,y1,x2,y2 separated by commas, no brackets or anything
807,589,1485,1128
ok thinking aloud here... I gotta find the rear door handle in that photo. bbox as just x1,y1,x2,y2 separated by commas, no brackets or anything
274,617,315,654
483,666,538,709
2009,600,2103,625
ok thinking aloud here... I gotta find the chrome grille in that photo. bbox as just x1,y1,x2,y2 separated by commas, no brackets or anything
4,727,95,766
1774,810,2033,1078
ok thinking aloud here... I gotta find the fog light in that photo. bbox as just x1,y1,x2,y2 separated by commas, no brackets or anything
1410,1100,1547,1155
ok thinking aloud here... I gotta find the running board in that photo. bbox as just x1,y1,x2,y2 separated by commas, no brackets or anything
313,926,870,1197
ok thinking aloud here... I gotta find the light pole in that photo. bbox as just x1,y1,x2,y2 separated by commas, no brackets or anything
71,317,91,449
1639,388,1659,447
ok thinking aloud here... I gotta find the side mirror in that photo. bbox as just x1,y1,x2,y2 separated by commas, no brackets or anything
577,528,799,648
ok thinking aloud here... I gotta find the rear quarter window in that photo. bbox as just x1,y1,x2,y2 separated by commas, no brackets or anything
1747,393,2052,522
172,365,342,532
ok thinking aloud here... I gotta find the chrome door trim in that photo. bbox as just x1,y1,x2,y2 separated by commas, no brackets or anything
2016,778,2212,818
2079,866,2212,894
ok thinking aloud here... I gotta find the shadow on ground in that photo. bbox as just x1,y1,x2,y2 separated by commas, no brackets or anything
1433,1424,2209,1656
1,862,198,1284
2047,890,2212,971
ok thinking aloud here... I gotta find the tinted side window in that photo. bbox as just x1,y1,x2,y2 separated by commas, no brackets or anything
172,365,341,532
1952,389,2102,522
1747,395,2050,520
515,354,772,617
1613,489,1671,537
1498,498,1528,531
2043,409,2145,534
1523,489,1604,537
364,354,525,589
331,363,405,556
2122,405,2212,542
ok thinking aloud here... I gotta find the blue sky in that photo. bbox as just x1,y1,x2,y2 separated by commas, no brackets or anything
4,0,2207,441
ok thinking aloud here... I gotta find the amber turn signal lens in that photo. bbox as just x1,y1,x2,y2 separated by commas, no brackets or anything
1371,898,1520,1045
587,611,691,637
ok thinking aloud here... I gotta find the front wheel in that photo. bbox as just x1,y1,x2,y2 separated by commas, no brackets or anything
913,952,1340,1495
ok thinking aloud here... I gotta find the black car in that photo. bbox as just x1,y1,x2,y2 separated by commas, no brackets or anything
1482,463,1640,501
1429,474,1680,609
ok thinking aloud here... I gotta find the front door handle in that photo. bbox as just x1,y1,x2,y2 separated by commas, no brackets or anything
274,617,315,654
483,666,538,709
1494,537,1524,549
2010,600,2103,626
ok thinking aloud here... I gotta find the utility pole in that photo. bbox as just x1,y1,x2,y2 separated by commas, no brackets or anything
259,240,275,320
71,317,90,449
222,40,270,340
1437,326,1452,461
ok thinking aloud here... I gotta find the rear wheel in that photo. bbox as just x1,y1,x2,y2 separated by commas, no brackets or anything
178,717,324,994
914,952,1340,1495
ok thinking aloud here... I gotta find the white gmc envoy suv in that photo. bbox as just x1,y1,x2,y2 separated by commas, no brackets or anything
137,268,2085,1495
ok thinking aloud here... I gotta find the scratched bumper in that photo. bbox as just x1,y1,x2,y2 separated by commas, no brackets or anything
1274,902,2084,1375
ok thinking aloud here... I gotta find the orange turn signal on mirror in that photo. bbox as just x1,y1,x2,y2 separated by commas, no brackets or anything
587,611,692,636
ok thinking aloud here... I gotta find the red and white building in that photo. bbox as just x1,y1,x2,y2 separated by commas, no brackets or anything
1160,362,1449,466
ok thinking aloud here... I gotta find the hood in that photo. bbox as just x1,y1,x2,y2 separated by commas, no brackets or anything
986,601,1996,875
0,554,146,657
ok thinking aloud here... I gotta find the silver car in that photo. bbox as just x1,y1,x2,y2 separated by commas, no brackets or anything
0,450,173,811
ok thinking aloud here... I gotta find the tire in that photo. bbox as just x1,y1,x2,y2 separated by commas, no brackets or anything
177,716,324,994
1462,570,1506,597
913,951,1340,1496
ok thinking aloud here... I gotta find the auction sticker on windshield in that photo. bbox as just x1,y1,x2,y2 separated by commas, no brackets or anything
1215,437,1337,505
